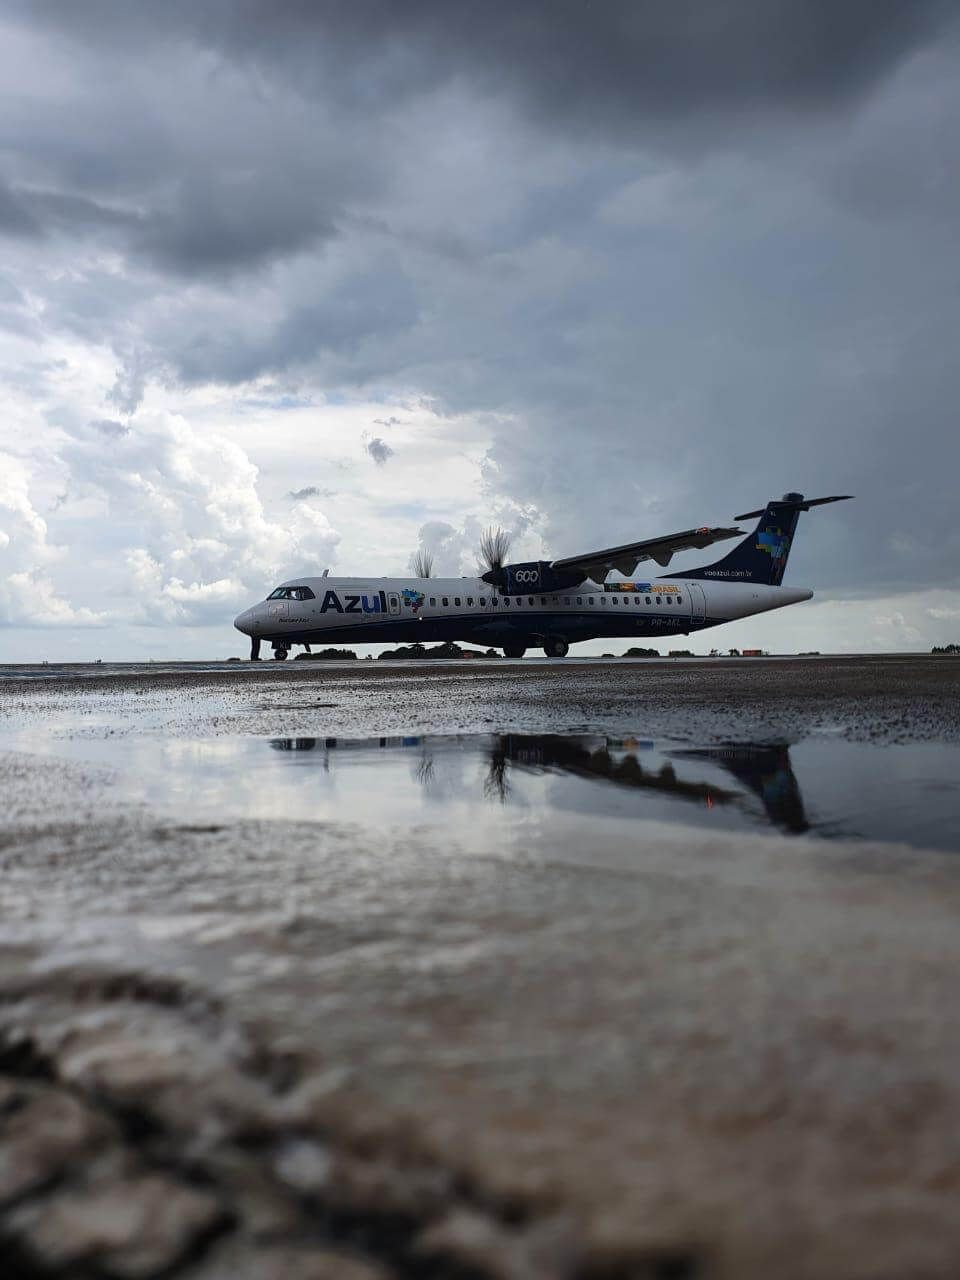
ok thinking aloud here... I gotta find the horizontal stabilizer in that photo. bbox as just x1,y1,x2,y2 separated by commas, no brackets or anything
735,494,853,520
551,526,743,578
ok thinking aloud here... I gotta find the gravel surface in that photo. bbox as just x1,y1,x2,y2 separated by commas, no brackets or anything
1,654,958,743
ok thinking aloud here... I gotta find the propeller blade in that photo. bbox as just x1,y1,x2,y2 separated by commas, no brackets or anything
478,526,513,573
411,548,435,578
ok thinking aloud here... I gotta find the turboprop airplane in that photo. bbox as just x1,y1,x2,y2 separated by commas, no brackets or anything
233,492,851,660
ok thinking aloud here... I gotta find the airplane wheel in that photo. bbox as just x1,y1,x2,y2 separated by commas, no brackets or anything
503,644,526,659
544,637,569,658
273,647,289,661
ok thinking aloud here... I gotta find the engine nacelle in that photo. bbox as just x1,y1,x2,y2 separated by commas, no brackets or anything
497,561,586,594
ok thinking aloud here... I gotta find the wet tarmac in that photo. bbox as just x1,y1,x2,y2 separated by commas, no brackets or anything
1,656,959,1279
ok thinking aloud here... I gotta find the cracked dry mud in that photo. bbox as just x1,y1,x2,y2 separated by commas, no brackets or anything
2,658,960,1279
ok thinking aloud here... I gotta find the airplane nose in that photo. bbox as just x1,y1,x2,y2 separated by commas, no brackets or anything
234,608,254,634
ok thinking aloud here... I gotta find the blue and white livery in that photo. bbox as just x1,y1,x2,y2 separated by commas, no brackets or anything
233,492,851,659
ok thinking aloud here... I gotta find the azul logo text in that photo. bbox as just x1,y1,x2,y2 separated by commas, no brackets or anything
319,590,386,614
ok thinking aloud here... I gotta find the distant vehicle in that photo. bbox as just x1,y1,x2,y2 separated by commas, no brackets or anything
233,492,852,660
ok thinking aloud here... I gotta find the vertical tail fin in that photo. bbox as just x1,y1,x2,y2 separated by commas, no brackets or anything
677,492,851,585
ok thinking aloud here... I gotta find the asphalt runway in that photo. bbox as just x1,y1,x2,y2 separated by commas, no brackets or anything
1,655,959,1279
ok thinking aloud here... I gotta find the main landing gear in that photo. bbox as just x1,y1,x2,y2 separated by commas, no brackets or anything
543,637,569,658
272,646,289,661
503,644,526,659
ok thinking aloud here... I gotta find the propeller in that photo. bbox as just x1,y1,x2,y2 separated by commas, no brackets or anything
735,493,853,521
411,548,435,578
478,526,513,587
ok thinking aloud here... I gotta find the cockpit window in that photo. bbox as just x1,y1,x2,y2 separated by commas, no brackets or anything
267,586,316,601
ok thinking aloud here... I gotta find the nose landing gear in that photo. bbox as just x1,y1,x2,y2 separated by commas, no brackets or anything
250,638,261,661
543,637,569,658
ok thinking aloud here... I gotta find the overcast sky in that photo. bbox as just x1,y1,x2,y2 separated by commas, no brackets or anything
1,0,958,659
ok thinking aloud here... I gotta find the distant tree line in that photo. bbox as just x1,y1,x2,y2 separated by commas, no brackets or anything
931,644,960,654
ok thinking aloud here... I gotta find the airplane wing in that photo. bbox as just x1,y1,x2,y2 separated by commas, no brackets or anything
550,525,744,577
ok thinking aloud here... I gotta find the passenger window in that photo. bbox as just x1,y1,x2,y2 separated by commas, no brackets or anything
645,596,651,604
467,597,474,606
612,597,618,605
634,597,639,605
491,597,498,606
528,596,534,606
429,597,436,606
540,596,547,605
454,597,461,606
479,597,486,606
656,596,662,605
576,596,582,605
504,598,510,607
588,596,594,605
516,597,522,607
677,595,683,605
442,597,449,606
601,597,607,605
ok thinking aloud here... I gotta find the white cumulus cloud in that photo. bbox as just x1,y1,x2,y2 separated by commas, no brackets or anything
59,411,340,625
0,452,105,627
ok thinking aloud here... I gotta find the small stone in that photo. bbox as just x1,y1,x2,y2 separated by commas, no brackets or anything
273,1137,332,1194
323,1151,452,1218
56,1027,274,1142
201,1146,303,1237
0,1085,115,1205
415,1208,580,1280
11,1172,226,1276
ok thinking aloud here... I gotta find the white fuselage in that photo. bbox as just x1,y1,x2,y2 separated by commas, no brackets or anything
234,574,813,654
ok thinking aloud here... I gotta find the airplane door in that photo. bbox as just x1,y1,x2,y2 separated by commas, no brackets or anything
689,583,706,622
387,592,401,616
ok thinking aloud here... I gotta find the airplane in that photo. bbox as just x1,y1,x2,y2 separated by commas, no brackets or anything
233,491,852,660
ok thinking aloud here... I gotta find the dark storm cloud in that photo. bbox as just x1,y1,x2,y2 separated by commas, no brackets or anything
4,1,954,281
0,152,350,280
21,1,955,130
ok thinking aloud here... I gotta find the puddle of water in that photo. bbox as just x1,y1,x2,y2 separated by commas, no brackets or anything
4,730,959,852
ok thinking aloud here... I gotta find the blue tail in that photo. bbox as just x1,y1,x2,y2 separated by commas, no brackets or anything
676,493,804,586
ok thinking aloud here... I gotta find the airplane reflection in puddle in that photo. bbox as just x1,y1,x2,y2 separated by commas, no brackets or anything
268,733,809,835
